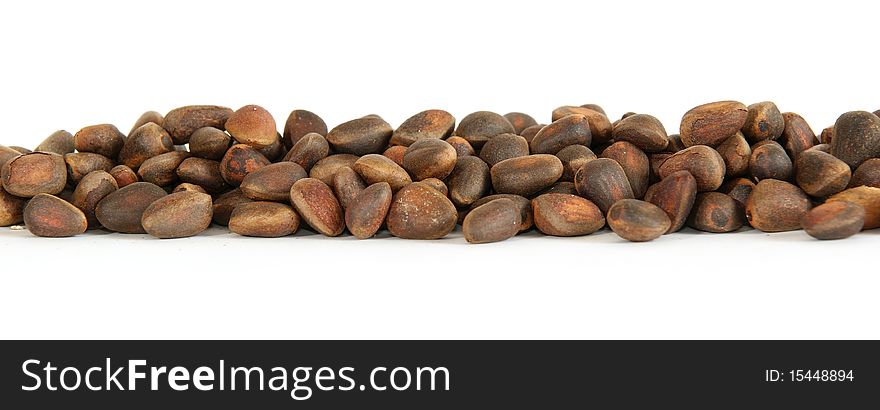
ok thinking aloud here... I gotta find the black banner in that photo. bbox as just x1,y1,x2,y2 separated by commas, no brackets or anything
1,341,876,408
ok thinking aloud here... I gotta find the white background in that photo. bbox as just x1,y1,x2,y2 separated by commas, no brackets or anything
1,0,878,339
